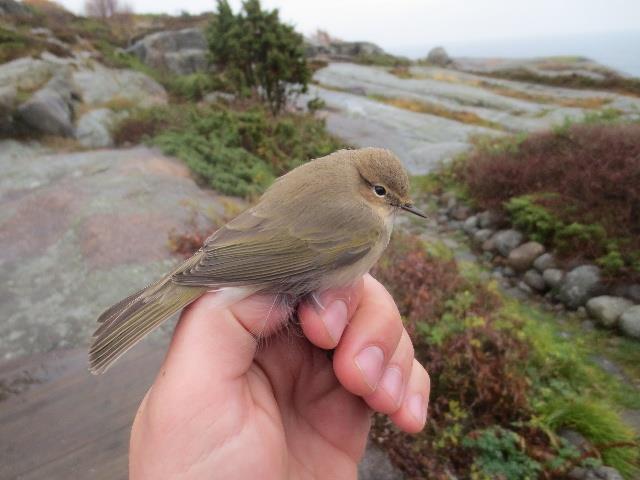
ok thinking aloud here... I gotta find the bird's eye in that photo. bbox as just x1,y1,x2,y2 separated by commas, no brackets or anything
373,185,386,197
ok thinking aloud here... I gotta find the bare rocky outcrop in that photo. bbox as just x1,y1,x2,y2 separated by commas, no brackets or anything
0,145,235,361
127,28,209,74
426,46,452,67
16,73,77,136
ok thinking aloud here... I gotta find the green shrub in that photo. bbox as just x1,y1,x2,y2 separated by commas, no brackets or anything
505,195,563,243
463,427,542,480
165,73,227,101
113,104,343,197
207,0,310,114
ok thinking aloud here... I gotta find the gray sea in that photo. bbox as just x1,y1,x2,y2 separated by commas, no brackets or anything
391,30,640,78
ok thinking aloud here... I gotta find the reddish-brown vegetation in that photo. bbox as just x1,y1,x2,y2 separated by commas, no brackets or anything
456,124,640,275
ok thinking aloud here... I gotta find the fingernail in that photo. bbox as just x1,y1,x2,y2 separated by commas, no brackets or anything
408,393,426,424
380,366,403,406
322,300,348,342
355,346,385,390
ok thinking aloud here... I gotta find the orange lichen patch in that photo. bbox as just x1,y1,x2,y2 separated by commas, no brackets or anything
369,95,504,130
479,82,611,109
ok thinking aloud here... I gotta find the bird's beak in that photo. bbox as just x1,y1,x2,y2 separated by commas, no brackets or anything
401,203,428,218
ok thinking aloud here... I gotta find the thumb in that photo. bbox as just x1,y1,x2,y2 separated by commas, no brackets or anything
158,290,291,390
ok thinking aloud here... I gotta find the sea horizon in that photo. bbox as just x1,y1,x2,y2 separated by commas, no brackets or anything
388,29,640,78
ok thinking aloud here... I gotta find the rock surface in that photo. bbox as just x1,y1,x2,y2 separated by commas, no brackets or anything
72,64,167,107
558,265,602,309
0,145,235,360
492,229,524,257
127,28,208,74
586,296,633,328
543,268,564,290
17,73,76,136
533,253,556,272
619,306,640,339
358,442,405,480
75,108,116,148
426,46,452,66
523,269,546,292
507,241,545,271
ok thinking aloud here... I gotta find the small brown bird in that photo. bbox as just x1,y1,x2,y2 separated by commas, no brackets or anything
89,147,426,374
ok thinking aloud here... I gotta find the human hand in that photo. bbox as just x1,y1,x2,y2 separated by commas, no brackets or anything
130,274,430,479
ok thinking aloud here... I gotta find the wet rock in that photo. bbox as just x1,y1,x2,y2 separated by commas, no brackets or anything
586,296,633,328
533,252,556,272
507,241,545,271
619,306,640,339
543,268,564,290
426,46,452,67
127,28,208,75
462,215,478,234
503,267,515,277
492,229,524,257
558,265,602,309
17,74,75,137
76,108,116,148
523,269,546,292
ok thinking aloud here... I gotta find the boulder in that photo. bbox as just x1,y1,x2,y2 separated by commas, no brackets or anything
586,296,633,328
619,306,640,339
450,205,472,221
477,210,504,229
127,28,208,75
72,65,168,107
76,108,116,148
0,85,17,133
426,46,452,67
611,283,640,303
558,265,602,309
523,269,546,292
0,0,31,16
473,228,493,245
492,229,524,257
543,268,564,290
462,215,478,234
17,74,75,137
0,57,60,92
569,465,624,480
533,253,556,272
507,241,545,271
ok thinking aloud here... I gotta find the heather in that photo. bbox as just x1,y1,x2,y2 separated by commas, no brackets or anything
452,123,640,278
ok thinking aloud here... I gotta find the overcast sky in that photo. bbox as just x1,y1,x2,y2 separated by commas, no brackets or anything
58,0,640,52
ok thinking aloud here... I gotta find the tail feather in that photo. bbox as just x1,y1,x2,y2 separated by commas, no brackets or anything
89,280,205,374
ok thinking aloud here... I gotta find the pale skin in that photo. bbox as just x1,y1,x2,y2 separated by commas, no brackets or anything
130,274,430,479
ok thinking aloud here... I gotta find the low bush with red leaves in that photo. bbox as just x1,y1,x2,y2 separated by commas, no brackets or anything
455,123,640,278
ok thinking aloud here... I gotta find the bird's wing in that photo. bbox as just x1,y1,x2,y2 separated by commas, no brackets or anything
171,207,380,290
